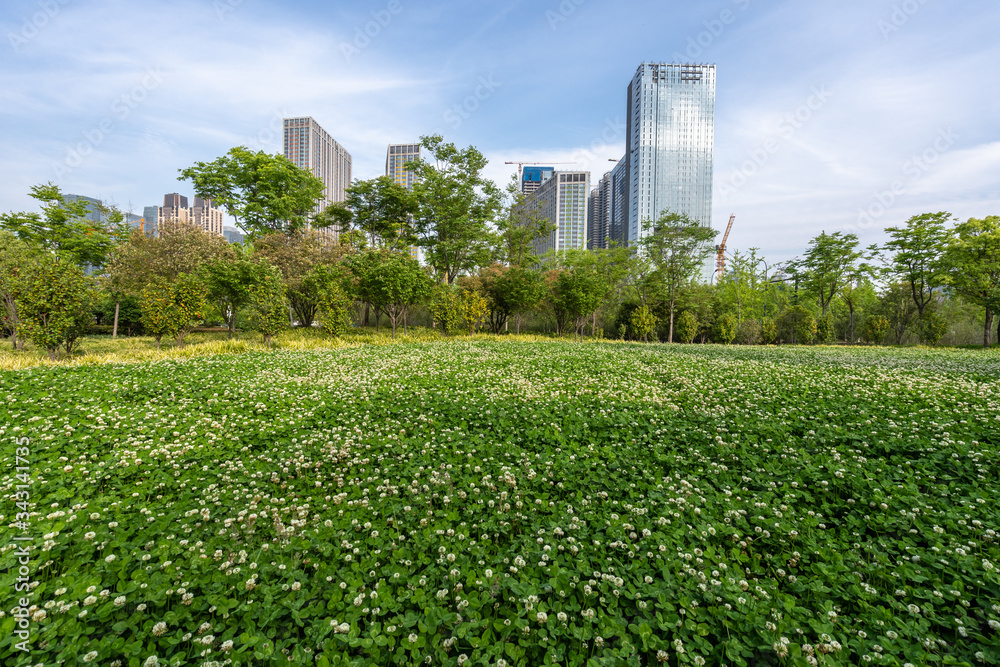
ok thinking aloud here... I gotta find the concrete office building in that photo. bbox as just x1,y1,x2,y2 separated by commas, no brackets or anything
524,171,590,256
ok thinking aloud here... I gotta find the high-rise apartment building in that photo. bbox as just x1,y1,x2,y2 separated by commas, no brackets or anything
587,172,611,250
521,166,554,195
523,171,590,256
386,143,422,260
191,197,224,236
155,193,224,237
622,63,715,245
283,117,352,239
386,143,421,190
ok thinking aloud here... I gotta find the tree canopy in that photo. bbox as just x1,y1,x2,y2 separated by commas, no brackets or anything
178,147,325,238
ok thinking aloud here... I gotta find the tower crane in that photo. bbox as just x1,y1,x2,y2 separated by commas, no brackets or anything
715,214,736,280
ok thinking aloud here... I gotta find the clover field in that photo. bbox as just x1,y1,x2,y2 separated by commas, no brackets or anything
1,341,1000,667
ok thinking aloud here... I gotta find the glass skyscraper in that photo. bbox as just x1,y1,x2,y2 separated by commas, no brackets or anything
620,63,715,245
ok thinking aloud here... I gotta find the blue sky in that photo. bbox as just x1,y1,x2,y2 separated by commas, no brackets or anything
2,0,998,264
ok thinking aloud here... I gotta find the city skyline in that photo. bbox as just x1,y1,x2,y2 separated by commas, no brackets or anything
2,0,998,265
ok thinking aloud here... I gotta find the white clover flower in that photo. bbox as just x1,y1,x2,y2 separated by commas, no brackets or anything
221,640,233,651
82,651,98,663
83,596,97,606
114,596,126,606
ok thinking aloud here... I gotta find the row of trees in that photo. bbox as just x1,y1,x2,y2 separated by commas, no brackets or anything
1,136,997,354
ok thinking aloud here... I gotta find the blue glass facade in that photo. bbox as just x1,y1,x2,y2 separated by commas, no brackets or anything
624,63,715,244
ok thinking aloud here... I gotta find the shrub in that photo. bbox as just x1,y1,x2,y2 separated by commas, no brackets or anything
674,310,699,344
777,306,817,345
246,269,288,348
760,317,778,345
711,313,737,344
919,311,949,346
629,305,657,343
14,256,93,359
816,314,835,345
140,273,207,349
861,315,890,345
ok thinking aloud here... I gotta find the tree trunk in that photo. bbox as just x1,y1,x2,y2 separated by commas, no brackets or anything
266,334,272,349
112,301,120,338
155,336,162,351
848,302,855,345
984,308,992,347
48,348,56,361
668,296,676,343
364,302,370,327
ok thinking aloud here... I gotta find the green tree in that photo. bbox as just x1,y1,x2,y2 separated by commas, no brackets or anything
711,313,737,344
253,229,342,327
14,255,94,360
350,250,432,338
0,232,32,349
640,211,717,342
941,216,1000,346
408,135,502,283
139,273,207,349
777,306,816,345
552,266,608,341
246,268,288,348
795,231,864,318
178,147,325,238
883,212,951,323
479,264,547,334
0,183,129,269
201,253,275,339
322,177,418,251
918,310,949,346
629,304,657,343
674,310,699,344
861,314,890,345
310,265,353,337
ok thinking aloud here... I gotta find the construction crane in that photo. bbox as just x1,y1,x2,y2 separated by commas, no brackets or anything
715,214,736,280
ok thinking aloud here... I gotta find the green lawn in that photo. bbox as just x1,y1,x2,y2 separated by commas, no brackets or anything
1,341,999,666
